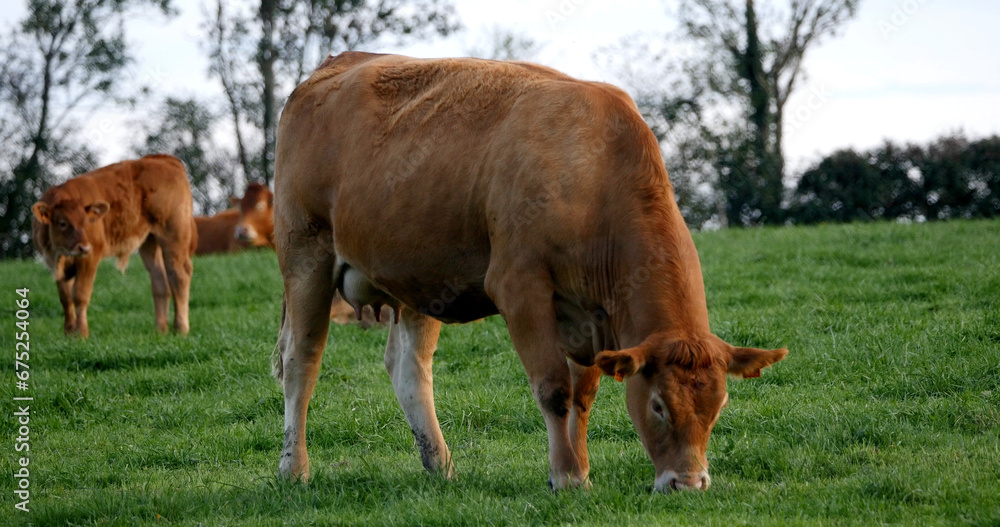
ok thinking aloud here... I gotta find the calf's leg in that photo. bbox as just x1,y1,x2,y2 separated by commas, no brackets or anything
384,306,452,477
157,234,193,335
139,236,171,334
57,276,77,334
70,257,99,338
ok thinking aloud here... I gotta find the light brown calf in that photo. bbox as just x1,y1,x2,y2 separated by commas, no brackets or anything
273,53,787,491
32,154,196,337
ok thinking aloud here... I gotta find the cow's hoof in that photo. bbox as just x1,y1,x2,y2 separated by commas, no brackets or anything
278,469,309,483
437,460,455,481
548,474,589,491
279,453,310,483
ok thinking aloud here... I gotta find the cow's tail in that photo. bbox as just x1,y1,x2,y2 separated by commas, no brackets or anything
189,216,198,256
272,292,290,384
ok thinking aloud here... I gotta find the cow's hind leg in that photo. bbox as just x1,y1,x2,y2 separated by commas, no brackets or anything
487,266,587,490
139,236,170,334
156,229,193,335
275,228,335,482
385,306,452,477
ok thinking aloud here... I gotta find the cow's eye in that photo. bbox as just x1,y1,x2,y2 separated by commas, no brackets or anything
58,220,68,230
650,398,666,421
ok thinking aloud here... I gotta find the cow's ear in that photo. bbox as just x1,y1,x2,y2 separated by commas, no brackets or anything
32,202,51,224
726,346,788,379
230,196,241,207
595,347,646,382
86,201,109,218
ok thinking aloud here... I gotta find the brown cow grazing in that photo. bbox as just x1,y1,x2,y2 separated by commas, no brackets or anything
273,53,788,492
32,154,196,337
194,182,275,255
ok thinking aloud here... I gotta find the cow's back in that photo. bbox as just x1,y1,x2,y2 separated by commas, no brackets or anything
276,53,667,320
125,154,194,232
194,210,243,255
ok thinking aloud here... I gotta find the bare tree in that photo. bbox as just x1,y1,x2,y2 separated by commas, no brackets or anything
204,0,460,185
602,0,858,227
0,0,175,258
132,97,240,214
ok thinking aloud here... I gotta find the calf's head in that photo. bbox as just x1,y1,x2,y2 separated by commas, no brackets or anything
232,183,274,247
32,199,110,256
595,333,786,492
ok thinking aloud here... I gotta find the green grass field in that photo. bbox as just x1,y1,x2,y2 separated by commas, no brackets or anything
2,220,999,526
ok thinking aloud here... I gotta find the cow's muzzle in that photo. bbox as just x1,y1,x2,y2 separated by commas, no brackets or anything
67,243,92,256
234,225,257,242
655,470,711,492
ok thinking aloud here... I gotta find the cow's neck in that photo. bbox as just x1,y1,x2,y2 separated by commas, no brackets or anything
609,193,712,350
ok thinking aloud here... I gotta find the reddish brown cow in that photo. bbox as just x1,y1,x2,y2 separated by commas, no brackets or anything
274,53,787,491
32,154,196,337
194,210,244,255
194,183,275,255
232,182,275,249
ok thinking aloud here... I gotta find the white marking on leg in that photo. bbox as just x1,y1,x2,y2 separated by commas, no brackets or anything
385,312,452,477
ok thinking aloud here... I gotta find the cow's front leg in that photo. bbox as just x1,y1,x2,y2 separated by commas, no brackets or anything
71,257,99,338
569,361,601,483
384,306,452,477
487,268,586,490
56,276,77,334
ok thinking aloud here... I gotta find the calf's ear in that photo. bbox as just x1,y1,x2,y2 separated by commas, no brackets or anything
595,348,646,382
726,346,788,379
86,201,110,218
32,202,52,224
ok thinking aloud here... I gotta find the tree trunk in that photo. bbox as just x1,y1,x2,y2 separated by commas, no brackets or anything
744,0,768,168
259,0,277,186
773,102,786,193
223,79,253,182
24,39,56,179
213,0,254,182
742,0,781,223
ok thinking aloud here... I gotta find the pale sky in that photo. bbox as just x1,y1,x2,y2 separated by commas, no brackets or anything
2,0,999,176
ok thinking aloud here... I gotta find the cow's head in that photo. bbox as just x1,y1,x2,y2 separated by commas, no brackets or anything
232,183,274,247
32,198,110,257
595,333,786,492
